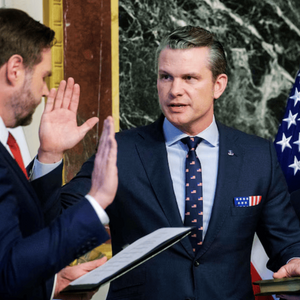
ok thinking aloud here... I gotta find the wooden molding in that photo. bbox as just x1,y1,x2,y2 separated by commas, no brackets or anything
111,0,119,132
43,0,64,89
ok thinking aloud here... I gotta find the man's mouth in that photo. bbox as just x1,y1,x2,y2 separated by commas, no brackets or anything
169,104,186,107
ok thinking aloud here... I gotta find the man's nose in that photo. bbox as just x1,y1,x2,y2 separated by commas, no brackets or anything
169,79,184,97
42,82,50,97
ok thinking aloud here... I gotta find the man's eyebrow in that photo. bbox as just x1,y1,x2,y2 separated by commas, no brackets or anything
182,72,199,77
158,69,170,74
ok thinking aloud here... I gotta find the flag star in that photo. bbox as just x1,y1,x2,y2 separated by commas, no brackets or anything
289,156,300,175
290,88,300,107
294,133,300,152
276,133,292,152
283,111,298,129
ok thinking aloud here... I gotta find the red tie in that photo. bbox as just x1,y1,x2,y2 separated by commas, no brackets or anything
7,132,29,179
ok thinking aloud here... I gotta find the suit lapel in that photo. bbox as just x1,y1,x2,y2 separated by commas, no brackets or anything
134,117,196,257
0,143,41,210
196,123,244,259
135,117,184,228
134,118,245,258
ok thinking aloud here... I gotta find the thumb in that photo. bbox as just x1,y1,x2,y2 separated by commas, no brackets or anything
273,266,288,279
80,256,108,272
79,117,99,137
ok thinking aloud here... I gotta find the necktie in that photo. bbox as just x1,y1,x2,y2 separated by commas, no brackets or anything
182,136,203,253
7,132,29,179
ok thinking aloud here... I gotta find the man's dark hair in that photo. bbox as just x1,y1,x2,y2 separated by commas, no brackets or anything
0,8,55,68
156,26,227,81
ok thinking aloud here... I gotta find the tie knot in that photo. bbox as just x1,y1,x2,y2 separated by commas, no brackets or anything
7,132,17,147
181,136,202,150
6,132,29,179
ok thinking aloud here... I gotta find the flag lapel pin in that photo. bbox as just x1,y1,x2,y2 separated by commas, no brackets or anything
228,150,234,156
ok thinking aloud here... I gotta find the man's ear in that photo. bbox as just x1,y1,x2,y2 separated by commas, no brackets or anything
6,55,25,86
213,73,228,100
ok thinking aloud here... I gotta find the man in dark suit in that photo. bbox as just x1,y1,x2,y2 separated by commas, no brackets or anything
61,26,300,299
0,8,118,300
291,189,300,219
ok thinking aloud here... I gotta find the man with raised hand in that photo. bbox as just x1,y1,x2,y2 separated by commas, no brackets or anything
0,8,117,300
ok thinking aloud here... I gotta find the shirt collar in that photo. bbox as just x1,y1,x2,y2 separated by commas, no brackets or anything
163,116,219,147
0,117,9,146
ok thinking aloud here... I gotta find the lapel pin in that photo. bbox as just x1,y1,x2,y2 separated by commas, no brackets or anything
228,150,234,156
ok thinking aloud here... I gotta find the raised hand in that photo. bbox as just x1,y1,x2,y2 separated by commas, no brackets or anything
88,116,118,209
38,77,99,163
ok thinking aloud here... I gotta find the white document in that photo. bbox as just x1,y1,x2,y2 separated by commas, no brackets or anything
64,227,191,292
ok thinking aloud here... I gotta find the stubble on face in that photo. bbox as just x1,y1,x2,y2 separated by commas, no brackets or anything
9,70,38,127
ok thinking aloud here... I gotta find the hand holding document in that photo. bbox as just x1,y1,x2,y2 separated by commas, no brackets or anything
62,227,192,294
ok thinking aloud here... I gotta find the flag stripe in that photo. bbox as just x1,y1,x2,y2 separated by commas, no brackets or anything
251,234,277,300
251,263,274,300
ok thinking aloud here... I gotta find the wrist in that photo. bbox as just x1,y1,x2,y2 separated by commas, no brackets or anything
37,148,63,164
88,190,113,210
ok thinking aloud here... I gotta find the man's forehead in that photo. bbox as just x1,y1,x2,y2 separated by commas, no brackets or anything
34,48,52,72
41,47,52,62
159,46,210,59
158,47,210,66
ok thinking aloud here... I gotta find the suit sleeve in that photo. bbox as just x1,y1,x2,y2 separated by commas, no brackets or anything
29,161,64,225
29,158,94,226
290,189,300,220
256,141,300,271
60,155,95,206
0,164,109,299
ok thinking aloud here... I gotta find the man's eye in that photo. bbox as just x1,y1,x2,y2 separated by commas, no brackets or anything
160,74,170,80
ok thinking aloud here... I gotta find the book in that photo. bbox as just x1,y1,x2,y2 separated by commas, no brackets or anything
61,227,192,294
254,277,300,296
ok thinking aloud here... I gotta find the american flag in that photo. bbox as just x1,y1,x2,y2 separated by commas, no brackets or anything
234,196,262,207
274,69,300,193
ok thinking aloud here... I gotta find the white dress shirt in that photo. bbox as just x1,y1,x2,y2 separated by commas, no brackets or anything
163,116,219,238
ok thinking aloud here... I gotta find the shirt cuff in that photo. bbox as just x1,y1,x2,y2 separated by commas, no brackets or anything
31,157,62,181
50,274,57,300
85,194,110,225
287,257,300,264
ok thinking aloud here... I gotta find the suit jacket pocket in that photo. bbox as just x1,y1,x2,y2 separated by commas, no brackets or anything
107,266,145,300
230,205,261,217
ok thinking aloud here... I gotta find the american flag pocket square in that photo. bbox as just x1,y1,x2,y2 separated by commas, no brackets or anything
234,196,262,207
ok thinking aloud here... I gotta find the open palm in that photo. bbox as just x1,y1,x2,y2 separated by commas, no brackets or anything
38,78,98,163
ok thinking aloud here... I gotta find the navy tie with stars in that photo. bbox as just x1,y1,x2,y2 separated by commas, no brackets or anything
182,136,203,253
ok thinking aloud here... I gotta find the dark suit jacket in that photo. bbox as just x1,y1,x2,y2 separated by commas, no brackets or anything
0,143,109,300
61,116,300,300
290,189,300,219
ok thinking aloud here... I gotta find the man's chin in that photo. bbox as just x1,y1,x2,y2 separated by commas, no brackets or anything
15,113,33,127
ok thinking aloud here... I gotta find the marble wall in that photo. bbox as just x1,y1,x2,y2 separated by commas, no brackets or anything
118,0,300,140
